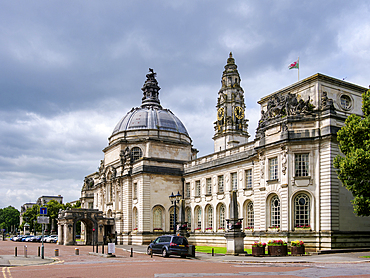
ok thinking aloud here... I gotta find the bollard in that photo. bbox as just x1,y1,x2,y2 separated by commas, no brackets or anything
102,244,104,254
75,248,79,255
130,247,133,257
24,245,27,258
95,243,98,253
55,249,59,256
212,248,214,256
151,249,153,258
15,246,17,257
38,246,40,257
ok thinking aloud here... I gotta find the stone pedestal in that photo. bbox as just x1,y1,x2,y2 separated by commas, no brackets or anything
224,231,245,255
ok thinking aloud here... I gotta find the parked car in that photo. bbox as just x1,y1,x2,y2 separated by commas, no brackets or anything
22,235,33,242
45,235,58,243
24,236,35,242
147,235,189,258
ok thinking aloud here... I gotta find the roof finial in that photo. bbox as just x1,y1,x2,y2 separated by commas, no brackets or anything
229,52,233,58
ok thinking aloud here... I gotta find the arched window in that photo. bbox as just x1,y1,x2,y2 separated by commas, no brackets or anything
185,207,191,229
270,195,280,228
153,206,163,230
246,202,254,229
131,147,143,162
196,207,202,229
206,206,213,229
218,204,226,229
294,193,310,228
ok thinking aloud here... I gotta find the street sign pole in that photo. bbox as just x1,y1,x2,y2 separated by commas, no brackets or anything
39,207,48,260
41,223,44,259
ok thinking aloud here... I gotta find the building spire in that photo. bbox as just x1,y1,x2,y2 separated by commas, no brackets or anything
213,53,249,152
141,68,162,108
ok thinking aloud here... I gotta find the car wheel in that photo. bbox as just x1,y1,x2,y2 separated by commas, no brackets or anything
147,247,152,255
162,248,169,258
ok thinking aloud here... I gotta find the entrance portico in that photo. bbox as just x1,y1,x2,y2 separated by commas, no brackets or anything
57,208,114,246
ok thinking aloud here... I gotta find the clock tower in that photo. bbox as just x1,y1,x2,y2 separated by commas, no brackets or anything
213,53,249,152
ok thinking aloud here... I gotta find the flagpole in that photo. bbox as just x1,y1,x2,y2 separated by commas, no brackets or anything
298,56,300,81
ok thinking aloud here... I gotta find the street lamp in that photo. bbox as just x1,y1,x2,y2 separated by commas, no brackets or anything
169,191,182,234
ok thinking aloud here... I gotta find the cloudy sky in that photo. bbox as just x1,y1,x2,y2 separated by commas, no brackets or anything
1,0,370,209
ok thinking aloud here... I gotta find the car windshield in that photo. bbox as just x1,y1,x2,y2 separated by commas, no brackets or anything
172,237,188,245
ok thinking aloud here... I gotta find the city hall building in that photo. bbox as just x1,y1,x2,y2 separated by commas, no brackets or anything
61,54,370,250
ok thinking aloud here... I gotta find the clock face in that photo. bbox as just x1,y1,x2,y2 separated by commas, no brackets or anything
234,106,244,119
217,108,224,121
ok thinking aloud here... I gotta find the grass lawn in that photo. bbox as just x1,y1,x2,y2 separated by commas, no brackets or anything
195,246,252,254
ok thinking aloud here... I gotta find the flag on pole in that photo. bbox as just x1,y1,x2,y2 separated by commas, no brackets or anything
289,60,299,69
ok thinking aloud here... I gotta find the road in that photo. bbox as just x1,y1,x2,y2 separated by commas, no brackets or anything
1,241,370,277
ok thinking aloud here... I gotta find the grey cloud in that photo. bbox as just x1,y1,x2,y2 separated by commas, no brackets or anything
1,0,370,208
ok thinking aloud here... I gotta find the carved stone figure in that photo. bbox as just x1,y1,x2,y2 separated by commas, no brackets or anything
257,93,315,134
98,160,105,175
320,91,335,110
111,167,117,179
281,146,288,175
84,177,94,189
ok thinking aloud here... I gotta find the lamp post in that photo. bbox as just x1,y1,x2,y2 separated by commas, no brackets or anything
169,191,182,234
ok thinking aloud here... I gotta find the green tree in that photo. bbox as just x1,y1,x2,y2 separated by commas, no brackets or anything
20,204,40,233
0,206,20,232
46,200,66,233
334,89,370,216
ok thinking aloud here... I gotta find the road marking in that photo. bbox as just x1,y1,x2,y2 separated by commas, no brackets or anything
2,267,12,278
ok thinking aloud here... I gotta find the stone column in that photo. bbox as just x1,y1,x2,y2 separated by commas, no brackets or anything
224,190,245,255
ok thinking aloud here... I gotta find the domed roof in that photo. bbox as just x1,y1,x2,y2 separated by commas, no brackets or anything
112,69,189,137
112,107,189,136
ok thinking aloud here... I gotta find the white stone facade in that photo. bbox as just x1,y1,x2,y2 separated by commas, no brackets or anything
80,56,370,250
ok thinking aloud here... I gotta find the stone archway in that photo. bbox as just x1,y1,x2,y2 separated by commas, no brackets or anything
57,208,114,246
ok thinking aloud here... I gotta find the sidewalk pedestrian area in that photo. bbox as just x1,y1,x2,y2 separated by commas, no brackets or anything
1,241,370,267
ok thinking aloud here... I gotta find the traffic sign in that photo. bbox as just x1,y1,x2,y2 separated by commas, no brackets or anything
37,216,49,224
40,207,47,215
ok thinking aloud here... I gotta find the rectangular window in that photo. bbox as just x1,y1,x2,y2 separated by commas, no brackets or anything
231,172,238,190
245,169,252,189
185,182,190,198
206,178,212,195
195,181,201,196
195,180,201,197
295,153,309,177
218,175,224,193
133,183,137,199
269,157,278,180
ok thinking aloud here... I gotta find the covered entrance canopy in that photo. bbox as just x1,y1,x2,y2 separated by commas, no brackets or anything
57,208,114,246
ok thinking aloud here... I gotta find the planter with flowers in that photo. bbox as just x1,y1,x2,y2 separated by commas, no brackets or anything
244,227,254,233
268,226,280,232
205,227,213,232
252,241,266,256
132,228,138,234
194,227,201,233
290,240,305,255
217,227,225,233
153,228,163,233
294,225,311,231
267,239,287,256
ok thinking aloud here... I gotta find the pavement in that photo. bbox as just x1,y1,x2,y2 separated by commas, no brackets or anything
1,242,370,267
120,245,370,264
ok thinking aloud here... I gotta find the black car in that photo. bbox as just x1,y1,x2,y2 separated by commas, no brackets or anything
147,235,189,258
